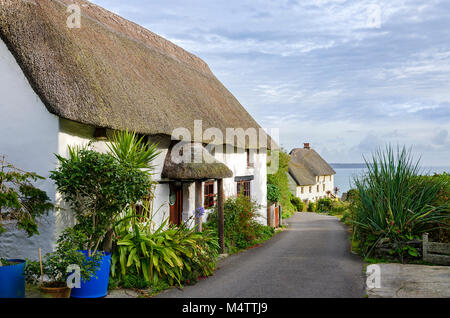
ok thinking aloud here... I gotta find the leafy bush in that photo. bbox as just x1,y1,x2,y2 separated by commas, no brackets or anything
206,194,273,253
181,229,220,285
111,204,219,288
50,146,153,256
345,188,359,202
0,157,53,237
290,196,304,212
307,202,316,212
331,200,348,214
353,145,450,260
316,198,333,213
420,172,450,243
267,183,281,204
267,150,295,216
25,230,101,286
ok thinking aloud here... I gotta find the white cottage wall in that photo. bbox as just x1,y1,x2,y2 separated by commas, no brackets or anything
56,120,174,236
0,39,59,259
200,147,267,225
295,175,335,203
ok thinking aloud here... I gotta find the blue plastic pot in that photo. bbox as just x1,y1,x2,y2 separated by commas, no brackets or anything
0,259,26,298
70,251,111,298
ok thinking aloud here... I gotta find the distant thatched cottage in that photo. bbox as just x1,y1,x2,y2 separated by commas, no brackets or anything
0,0,270,258
288,144,336,203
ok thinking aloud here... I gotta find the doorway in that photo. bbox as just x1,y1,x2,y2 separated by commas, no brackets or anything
169,184,183,226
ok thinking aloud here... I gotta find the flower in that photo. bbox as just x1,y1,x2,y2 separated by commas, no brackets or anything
195,206,205,218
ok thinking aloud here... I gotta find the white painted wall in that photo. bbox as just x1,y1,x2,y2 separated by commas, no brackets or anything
295,175,334,202
0,39,59,259
200,147,267,225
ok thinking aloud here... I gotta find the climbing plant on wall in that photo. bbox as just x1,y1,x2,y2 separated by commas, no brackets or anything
267,149,295,216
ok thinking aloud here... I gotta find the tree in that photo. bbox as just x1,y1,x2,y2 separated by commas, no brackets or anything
0,156,53,238
50,147,153,256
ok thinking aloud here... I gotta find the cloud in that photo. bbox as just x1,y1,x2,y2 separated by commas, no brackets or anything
89,0,450,165
432,129,449,145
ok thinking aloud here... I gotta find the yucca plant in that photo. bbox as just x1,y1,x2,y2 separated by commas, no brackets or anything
352,145,449,260
107,129,160,173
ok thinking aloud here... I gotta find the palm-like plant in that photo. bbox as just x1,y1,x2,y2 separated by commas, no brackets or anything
111,203,219,287
353,145,449,259
107,130,160,173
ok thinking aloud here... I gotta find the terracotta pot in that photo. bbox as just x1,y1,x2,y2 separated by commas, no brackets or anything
39,283,71,298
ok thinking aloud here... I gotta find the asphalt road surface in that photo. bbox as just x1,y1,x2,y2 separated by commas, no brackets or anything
156,212,366,298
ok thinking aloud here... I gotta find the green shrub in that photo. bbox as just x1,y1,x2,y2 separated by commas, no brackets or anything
345,188,359,202
25,230,101,286
50,146,153,256
206,194,273,253
316,198,333,213
420,172,450,243
353,145,450,260
267,183,281,204
290,196,304,212
0,157,53,237
111,204,219,288
120,267,152,289
267,150,295,216
307,202,316,212
329,200,348,214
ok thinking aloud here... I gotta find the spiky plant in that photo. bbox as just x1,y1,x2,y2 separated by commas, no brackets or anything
352,145,449,259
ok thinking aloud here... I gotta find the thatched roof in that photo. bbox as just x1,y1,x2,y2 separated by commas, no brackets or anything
161,142,233,180
288,162,316,186
0,0,267,147
289,148,335,186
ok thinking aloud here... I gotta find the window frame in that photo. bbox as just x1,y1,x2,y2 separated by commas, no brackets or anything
237,180,251,198
203,181,215,209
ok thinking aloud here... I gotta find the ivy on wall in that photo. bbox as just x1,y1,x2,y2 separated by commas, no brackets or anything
267,149,295,216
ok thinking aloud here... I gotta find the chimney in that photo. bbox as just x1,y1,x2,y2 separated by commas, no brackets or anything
304,143,311,149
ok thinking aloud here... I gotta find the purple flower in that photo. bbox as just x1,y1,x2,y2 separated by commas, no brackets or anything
195,206,205,218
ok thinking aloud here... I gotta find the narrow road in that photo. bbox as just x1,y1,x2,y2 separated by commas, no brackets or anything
157,213,365,298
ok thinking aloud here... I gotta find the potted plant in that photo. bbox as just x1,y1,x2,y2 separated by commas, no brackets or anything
25,229,101,298
50,138,156,298
0,156,53,298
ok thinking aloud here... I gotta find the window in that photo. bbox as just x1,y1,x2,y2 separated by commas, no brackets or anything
309,186,312,193
204,181,215,208
317,185,320,192
301,187,304,194
237,180,251,198
323,184,326,192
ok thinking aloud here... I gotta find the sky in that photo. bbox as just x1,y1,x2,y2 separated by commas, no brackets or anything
90,0,450,166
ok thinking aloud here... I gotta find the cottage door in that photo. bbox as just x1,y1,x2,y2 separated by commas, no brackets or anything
169,185,183,226
274,205,279,228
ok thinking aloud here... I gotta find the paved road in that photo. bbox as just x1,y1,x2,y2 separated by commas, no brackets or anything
156,213,366,298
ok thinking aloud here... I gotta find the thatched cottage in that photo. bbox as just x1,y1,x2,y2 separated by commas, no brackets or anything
288,144,336,203
0,0,271,258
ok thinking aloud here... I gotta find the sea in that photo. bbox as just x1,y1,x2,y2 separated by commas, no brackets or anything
330,163,450,195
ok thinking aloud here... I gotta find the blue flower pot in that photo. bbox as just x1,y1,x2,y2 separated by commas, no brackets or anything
70,251,111,298
0,259,26,298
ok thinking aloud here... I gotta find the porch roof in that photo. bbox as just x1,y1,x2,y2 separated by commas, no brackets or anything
161,143,233,180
